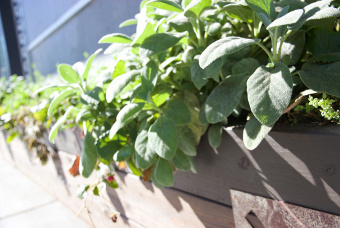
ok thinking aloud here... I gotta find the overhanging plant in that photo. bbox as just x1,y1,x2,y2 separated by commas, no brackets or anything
39,0,340,194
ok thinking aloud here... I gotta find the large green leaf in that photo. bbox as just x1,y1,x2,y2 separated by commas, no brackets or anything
98,33,132,44
153,158,174,187
80,132,98,178
146,0,183,12
141,60,158,92
109,103,144,139
184,0,211,18
243,117,273,150
163,99,191,125
134,129,157,169
191,57,223,89
231,58,260,75
199,37,260,69
172,149,191,171
208,123,223,149
306,29,340,55
139,33,185,58
222,3,254,23
267,9,304,29
48,107,74,143
114,145,133,162
148,117,177,159
96,140,121,165
58,64,80,83
245,0,276,20
205,75,248,123
151,84,173,107
47,88,75,117
177,126,197,156
82,49,102,80
299,55,340,97
131,22,155,46
106,70,141,103
247,63,293,126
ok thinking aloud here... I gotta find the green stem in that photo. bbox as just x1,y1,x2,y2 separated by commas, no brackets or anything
256,43,275,64
272,27,279,62
278,30,293,60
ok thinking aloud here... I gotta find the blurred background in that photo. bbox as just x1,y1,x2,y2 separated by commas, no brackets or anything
0,0,140,78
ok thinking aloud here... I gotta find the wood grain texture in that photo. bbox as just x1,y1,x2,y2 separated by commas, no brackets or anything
173,125,340,215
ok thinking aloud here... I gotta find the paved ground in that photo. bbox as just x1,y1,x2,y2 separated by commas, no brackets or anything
0,159,90,228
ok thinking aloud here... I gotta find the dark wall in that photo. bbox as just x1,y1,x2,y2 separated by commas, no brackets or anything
30,0,140,75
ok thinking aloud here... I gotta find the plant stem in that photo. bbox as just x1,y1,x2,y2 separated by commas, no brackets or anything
256,43,275,64
278,30,293,60
272,27,279,62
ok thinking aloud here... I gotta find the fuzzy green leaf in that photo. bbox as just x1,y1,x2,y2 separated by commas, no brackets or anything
243,117,273,150
154,158,174,187
191,57,223,89
48,88,75,117
163,99,191,125
208,123,223,149
109,103,144,139
98,33,132,44
177,126,197,156
245,0,276,20
141,60,158,91
172,149,191,171
119,19,137,28
199,36,260,69
247,63,293,126
267,9,304,29
58,64,80,83
184,0,212,18
205,75,248,123
135,129,157,169
106,70,141,103
83,49,102,80
132,22,155,46
148,117,177,159
114,145,133,162
80,132,98,178
48,107,74,143
146,0,183,12
96,140,121,165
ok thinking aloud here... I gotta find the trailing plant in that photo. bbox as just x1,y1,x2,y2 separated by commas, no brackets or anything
39,0,340,192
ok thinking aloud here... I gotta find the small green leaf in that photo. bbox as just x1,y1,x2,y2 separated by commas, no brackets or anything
80,132,98,178
6,131,19,143
177,126,197,156
93,186,99,196
98,33,132,44
299,57,340,97
132,22,155,46
151,85,173,107
146,0,183,12
58,64,80,83
112,60,126,79
119,18,137,28
199,36,260,69
243,117,273,150
106,70,141,103
96,140,121,165
154,158,174,187
140,33,185,58
267,9,304,29
82,49,102,80
208,123,223,149
247,63,293,126
205,75,248,123
191,57,223,89
148,117,177,159
184,0,212,18
163,99,191,125
141,60,158,92
245,0,276,20
114,145,133,162
135,129,157,169
127,159,143,176
48,88,75,117
49,106,74,143
109,103,144,139
222,3,254,23
172,149,191,171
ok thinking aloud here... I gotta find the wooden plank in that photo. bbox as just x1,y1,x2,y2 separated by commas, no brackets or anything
108,172,235,228
173,126,340,215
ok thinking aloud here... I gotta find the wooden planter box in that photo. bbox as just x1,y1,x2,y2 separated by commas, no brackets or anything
0,125,339,227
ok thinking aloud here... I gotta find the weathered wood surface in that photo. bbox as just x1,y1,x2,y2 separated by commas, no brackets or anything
173,125,340,216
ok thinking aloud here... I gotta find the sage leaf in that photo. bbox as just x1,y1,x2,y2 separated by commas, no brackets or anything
119,19,137,28
247,63,293,126
231,58,260,75
141,60,158,92
148,117,178,159
146,0,183,12
151,165,164,188
245,0,276,20
151,84,172,107
114,145,133,162
191,57,223,89
98,33,132,44
208,123,223,149
205,75,248,123
135,129,157,169
243,117,273,150
106,70,141,103
163,99,191,125
83,49,102,80
48,106,74,143
58,64,80,83
112,60,126,79
154,158,174,187
80,132,98,178
96,140,121,165
280,30,305,65
172,149,191,171
132,22,155,46
199,36,260,69
184,0,211,18
48,88,75,117
306,29,340,55
222,3,253,23
109,103,144,139
140,32,186,58
299,57,340,97
267,9,304,29
177,126,197,156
